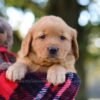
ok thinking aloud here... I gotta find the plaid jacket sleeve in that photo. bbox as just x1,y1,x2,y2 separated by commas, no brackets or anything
0,70,80,100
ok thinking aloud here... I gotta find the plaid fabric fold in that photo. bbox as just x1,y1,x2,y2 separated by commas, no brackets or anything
0,71,80,100
0,46,16,64
0,46,81,100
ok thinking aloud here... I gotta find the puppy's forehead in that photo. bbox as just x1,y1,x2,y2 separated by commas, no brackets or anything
33,16,73,37
33,27,71,40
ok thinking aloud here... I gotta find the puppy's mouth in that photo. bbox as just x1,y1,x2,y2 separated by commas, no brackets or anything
35,57,60,67
46,56,60,63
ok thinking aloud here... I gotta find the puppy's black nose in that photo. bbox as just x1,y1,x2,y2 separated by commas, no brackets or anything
48,47,58,56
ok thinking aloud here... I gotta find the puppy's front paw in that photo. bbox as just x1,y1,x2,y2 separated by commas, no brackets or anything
6,64,27,81
47,65,66,85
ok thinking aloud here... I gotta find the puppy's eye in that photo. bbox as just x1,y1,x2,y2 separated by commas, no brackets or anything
39,34,46,39
60,36,66,40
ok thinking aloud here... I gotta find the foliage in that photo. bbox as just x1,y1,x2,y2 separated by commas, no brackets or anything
4,0,45,17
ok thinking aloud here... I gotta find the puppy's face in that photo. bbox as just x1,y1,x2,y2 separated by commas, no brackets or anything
32,27,71,63
20,16,79,65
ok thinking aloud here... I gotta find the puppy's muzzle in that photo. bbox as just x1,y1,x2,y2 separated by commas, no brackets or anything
48,47,58,57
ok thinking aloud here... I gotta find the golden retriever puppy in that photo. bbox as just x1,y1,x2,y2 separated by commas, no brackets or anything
6,16,79,85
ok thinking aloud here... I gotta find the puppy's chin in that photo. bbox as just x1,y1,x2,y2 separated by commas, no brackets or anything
42,55,66,64
47,58,60,63
32,53,65,67
36,57,60,67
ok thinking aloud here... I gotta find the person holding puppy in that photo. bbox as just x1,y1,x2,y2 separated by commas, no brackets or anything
0,16,80,100
0,17,16,70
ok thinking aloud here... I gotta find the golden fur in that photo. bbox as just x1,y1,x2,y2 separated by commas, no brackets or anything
6,16,79,85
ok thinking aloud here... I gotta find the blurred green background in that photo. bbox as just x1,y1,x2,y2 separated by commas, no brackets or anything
0,0,100,100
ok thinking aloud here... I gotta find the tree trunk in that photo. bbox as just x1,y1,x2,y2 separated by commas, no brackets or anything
46,0,87,100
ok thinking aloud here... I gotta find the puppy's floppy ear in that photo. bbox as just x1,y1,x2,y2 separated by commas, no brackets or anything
71,29,79,60
20,29,32,57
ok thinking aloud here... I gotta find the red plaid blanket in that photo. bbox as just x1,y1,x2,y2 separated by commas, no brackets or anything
0,46,80,100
